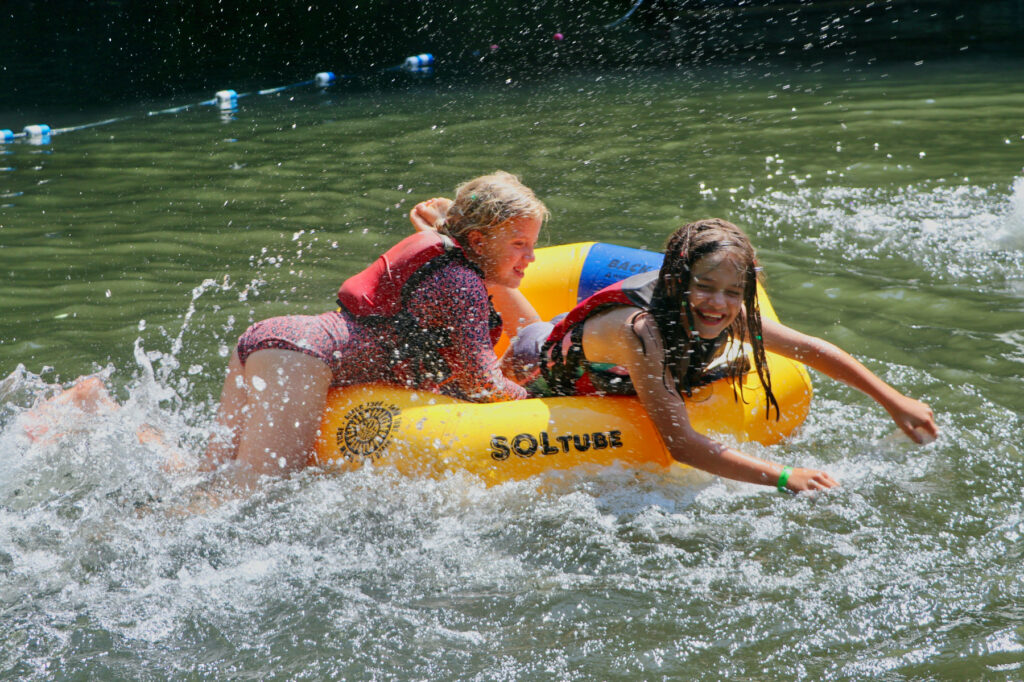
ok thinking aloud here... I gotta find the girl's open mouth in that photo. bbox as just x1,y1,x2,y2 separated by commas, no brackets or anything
695,309,726,324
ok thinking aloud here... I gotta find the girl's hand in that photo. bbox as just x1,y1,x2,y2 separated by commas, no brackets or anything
887,395,939,444
784,467,840,493
409,197,452,232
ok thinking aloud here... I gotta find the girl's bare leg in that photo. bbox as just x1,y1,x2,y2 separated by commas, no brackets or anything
227,349,332,486
203,351,249,469
22,376,119,443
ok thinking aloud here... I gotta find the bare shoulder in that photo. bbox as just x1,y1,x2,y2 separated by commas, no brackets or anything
581,306,659,367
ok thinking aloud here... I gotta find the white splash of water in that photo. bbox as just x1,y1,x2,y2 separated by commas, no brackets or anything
743,178,1024,286
992,175,1024,250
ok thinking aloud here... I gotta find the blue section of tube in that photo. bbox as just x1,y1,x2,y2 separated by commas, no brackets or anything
577,242,663,301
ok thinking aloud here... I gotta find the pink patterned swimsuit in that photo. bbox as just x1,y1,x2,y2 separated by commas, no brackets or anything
236,260,527,402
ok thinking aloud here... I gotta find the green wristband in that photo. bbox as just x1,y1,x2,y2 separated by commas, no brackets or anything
777,466,793,492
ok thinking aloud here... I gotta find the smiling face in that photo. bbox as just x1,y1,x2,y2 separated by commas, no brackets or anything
686,253,747,339
465,215,541,288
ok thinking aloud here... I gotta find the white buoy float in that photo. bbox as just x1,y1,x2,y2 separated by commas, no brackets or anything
315,71,336,87
23,124,51,143
215,90,238,110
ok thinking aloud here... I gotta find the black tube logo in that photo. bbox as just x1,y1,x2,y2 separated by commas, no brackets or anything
490,430,623,460
336,401,402,462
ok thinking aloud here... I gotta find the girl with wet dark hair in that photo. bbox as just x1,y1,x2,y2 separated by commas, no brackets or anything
537,218,938,493
645,218,775,413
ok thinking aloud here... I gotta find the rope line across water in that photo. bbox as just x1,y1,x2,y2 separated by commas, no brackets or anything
0,54,434,146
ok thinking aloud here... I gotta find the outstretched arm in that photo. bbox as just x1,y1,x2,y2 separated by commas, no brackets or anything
584,309,838,493
761,318,938,443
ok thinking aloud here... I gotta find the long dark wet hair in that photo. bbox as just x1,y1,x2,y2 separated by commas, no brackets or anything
650,218,780,420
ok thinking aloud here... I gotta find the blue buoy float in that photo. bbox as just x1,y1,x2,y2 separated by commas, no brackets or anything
315,71,336,87
402,53,435,74
0,129,14,143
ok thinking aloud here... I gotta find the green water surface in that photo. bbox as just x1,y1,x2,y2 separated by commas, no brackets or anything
1,56,1023,680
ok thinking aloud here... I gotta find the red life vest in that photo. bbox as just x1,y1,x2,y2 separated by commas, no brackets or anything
337,230,503,347
540,271,657,396
540,270,729,397
545,271,657,350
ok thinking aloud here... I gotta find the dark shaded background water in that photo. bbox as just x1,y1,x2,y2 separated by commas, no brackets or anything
2,3,1024,679
4,0,1024,113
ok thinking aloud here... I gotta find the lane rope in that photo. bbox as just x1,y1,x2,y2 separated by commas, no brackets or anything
1,56,432,146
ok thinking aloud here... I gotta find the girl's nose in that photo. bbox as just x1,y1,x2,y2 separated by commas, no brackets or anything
708,291,727,306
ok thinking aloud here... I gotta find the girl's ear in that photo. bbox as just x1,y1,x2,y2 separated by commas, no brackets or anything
466,229,485,256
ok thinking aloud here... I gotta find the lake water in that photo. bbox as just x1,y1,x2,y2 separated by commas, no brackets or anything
1,56,1023,680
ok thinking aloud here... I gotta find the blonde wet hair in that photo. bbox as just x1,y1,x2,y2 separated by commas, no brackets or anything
439,171,549,248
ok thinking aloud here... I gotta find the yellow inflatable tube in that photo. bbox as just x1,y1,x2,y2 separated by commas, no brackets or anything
312,242,812,484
